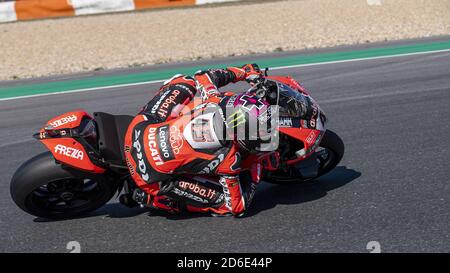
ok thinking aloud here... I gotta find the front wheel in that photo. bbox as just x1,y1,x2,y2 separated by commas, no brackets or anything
10,152,117,219
265,129,345,184
315,129,345,177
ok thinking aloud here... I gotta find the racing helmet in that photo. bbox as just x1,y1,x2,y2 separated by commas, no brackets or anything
222,93,273,153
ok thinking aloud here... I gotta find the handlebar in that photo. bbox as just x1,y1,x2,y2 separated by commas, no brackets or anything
245,68,280,105
246,67,269,97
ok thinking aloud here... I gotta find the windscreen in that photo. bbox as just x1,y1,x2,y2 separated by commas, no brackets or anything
267,80,312,118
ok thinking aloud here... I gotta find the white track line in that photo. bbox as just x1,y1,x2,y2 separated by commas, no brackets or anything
1,48,449,102
270,48,450,71
319,86,448,104
0,79,164,102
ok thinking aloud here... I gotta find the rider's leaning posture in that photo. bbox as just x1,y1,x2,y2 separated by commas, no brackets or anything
124,64,276,217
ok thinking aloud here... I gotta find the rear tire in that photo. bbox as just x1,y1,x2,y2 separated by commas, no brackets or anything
10,152,117,219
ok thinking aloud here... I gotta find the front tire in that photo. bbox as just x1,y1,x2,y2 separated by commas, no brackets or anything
265,129,345,184
316,129,345,177
10,152,117,219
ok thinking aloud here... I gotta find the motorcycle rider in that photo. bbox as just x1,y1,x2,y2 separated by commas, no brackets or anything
124,63,278,217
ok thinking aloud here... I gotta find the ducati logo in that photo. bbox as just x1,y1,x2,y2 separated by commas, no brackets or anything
147,127,164,166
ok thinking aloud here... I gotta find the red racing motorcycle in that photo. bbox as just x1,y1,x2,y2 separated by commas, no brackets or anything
10,70,344,219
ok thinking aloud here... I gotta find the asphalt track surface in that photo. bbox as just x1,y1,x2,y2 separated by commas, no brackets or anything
1,39,449,252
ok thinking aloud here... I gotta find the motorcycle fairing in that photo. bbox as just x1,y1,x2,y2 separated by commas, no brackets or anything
37,110,106,173
262,76,326,164
40,138,105,173
279,127,325,164
44,110,91,130
266,75,310,96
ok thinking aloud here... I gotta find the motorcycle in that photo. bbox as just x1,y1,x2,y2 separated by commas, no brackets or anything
10,70,344,219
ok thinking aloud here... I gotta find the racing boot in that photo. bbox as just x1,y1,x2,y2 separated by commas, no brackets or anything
131,188,152,207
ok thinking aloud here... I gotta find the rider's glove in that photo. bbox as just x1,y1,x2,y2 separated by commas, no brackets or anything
241,63,263,84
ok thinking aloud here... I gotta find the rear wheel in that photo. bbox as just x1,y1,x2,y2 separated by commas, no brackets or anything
265,129,344,184
10,152,117,219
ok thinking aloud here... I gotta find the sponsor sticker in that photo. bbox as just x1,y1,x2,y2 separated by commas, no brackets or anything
309,104,318,128
239,94,265,111
279,117,293,127
219,177,232,211
306,130,318,145
133,129,150,181
125,157,135,176
54,144,84,160
151,89,181,118
178,181,218,201
156,125,175,162
49,114,77,128
169,126,184,154
173,188,209,204
147,127,164,166
199,153,224,174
